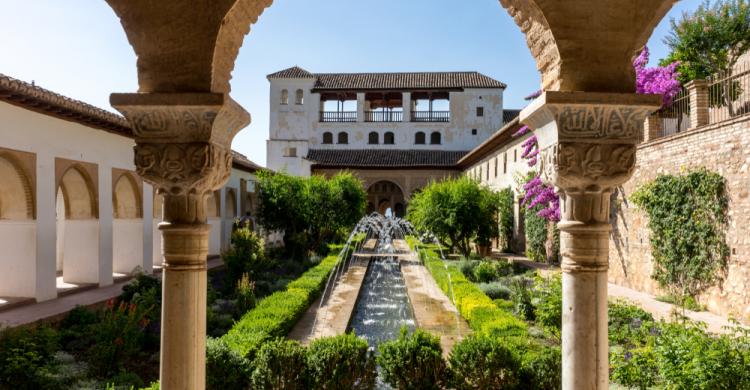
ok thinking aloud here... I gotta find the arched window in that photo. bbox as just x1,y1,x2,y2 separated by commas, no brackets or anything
430,131,441,145
280,89,289,105
338,132,349,144
295,89,304,105
384,132,395,145
414,132,425,145
368,132,379,144
322,132,333,144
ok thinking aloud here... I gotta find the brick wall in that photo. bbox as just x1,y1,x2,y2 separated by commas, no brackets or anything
609,115,750,324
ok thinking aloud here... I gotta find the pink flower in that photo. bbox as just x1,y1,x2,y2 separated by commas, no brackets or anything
633,46,681,107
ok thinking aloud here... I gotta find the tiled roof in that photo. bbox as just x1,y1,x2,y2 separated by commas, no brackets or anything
0,73,132,137
268,67,506,90
267,66,315,79
503,109,521,123
306,149,467,168
232,151,265,173
0,73,258,173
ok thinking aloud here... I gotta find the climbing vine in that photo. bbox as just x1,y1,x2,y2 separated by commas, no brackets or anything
497,187,514,252
631,168,729,300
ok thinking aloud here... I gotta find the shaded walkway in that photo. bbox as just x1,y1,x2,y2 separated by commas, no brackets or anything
0,256,223,328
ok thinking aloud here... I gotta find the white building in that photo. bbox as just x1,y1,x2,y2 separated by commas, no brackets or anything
266,66,510,177
0,74,263,305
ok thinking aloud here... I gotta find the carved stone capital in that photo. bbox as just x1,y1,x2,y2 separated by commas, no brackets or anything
111,92,250,224
521,92,661,274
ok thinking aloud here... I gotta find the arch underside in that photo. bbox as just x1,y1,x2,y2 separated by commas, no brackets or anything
0,155,34,220
59,166,97,220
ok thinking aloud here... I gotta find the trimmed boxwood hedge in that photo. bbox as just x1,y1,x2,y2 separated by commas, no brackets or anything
221,244,352,359
418,244,528,339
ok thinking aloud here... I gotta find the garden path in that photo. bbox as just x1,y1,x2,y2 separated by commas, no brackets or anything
493,252,746,334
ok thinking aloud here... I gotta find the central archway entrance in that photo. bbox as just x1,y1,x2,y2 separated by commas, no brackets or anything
367,180,405,217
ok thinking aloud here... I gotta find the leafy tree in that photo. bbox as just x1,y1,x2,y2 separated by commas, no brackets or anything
407,176,500,257
497,187,514,252
257,171,366,259
661,0,750,114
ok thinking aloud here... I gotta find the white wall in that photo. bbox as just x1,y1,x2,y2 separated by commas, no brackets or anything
208,218,221,256
113,219,145,274
266,77,506,176
0,222,36,297
61,220,100,284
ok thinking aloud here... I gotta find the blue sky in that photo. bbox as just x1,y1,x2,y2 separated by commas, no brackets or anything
0,0,700,165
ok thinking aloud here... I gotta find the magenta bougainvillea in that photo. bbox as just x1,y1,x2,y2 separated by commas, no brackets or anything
633,46,682,107
514,125,561,222
516,46,680,223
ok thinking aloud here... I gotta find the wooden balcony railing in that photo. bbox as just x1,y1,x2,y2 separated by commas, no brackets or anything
411,110,450,122
364,110,403,122
320,111,357,122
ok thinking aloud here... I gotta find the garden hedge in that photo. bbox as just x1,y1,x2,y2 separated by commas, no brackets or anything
221,243,353,358
417,244,528,339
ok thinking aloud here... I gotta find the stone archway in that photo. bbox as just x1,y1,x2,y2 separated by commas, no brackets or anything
56,164,99,285
112,171,144,274
368,180,405,218
104,1,676,387
0,152,36,298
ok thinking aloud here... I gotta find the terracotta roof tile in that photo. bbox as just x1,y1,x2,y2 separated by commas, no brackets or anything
503,109,521,123
0,73,132,137
268,67,506,90
306,149,467,168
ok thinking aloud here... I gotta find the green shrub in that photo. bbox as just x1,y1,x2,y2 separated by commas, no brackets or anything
448,334,520,389
655,322,750,389
534,274,562,334
251,338,307,390
473,261,497,283
235,273,257,315
223,226,268,287
478,282,511,300
517,345,562,390
494,260,513,277
206,337,252,390
419,246,528,340
377,327,446,390
525,204,548,262
608,300,655,346
120,271,161,305
306,333,376,390
509,277,535,321
0,325,60,389
87,301,154,377
457,259,479,281
221,253,339,359
59,305,99,352
610,345,659,390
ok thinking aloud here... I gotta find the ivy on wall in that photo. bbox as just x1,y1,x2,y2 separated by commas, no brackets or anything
631,168,729,299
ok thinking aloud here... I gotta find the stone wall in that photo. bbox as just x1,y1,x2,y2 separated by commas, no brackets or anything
609,115,750,324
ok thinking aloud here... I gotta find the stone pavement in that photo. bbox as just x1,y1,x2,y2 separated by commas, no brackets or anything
0,257,224,328
401,254,472,356
289,255,370,344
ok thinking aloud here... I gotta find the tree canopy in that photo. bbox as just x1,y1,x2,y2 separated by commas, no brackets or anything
407,176,500,257
256,171,366,258
661,0,750,82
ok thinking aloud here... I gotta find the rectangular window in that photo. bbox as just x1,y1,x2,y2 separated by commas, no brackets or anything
476,107,484,117
503,153,507,174
283,147,297,157
514,149,517,162
486,162,490,180
471,128,478,135
494,157,498,177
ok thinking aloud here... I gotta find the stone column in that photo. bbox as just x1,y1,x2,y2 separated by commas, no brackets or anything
521,91,660,390
111,93,249,390
686,79,709,129
357,92,365,123
402,92,411,123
